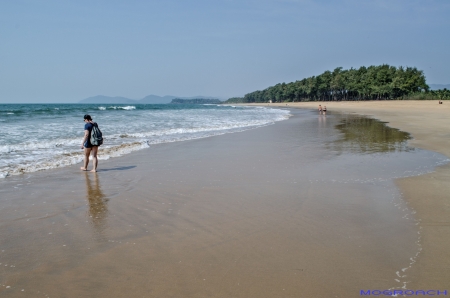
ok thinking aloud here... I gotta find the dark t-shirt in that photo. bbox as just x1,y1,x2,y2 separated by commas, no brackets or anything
84,122,94,147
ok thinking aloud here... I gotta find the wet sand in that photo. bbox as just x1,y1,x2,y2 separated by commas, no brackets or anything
0,105,448,297
250,100,450,291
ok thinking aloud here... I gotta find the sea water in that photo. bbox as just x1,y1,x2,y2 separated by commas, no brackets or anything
0,104,290,178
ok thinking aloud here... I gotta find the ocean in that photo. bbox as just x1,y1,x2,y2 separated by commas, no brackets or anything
0,103,290,178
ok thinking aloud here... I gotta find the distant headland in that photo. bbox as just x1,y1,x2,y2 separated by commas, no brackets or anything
79,95,222,104
170,98,222,104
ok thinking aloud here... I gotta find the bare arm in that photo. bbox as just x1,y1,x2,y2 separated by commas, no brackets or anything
81,129,89,149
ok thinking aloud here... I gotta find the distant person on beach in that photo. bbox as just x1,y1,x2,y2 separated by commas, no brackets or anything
323,106,327,114
81,114,99,172
318,105,323,114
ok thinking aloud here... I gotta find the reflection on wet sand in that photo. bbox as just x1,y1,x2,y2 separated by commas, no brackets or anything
318,112,327,127
84,172,109,239
333,115,412,154
317,112,328,141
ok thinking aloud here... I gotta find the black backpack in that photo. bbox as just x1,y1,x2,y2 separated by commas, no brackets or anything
90,123,103,146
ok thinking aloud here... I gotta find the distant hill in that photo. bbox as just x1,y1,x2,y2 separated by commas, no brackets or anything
429,84,450,90
79,95,221,104
140,95,176,104
171,98,223,104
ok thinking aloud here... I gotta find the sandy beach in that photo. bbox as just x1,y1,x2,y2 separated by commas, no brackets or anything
249,100,450,291
0,101,449,297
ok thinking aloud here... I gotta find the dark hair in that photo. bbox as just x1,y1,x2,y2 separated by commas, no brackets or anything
84,114,92,121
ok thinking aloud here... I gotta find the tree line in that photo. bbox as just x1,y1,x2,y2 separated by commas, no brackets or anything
225,65,447,103
408,88,450,100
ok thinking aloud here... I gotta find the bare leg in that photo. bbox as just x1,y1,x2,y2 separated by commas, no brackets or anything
81,148,92,171
90,146,98,172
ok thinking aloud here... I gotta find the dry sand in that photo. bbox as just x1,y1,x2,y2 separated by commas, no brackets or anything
248,100,450,290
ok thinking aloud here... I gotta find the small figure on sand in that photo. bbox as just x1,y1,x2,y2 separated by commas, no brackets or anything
439,101,443,104
322,105,327,114
318,105,323,114
81,114,99,172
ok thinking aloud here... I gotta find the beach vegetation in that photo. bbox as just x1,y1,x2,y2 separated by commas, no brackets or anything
407,88,450,100
224,65,449,103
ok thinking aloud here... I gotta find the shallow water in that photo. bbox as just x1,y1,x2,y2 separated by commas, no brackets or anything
332,114,412,154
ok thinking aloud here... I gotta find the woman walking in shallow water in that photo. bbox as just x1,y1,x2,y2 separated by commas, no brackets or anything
81,114,99,172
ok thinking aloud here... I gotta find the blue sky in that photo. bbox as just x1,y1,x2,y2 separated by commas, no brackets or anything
1,0,449,103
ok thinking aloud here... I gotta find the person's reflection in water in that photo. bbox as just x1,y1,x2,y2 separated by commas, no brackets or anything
84,172,109,240
318,109,327,135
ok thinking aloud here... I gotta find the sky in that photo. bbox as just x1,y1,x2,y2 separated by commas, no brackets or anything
0,0,449,103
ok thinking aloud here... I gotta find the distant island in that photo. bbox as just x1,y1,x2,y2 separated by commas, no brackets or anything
170,98,222,104
225,65,450,103
79,95,221,104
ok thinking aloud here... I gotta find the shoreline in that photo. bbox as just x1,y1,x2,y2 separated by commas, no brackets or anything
0,104,290,179
242,100,450,156
0,103,448,296
244,101,450,289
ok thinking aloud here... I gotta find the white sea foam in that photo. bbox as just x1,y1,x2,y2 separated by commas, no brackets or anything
0,105,291,177
107,106,136,110
0,141,151,176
